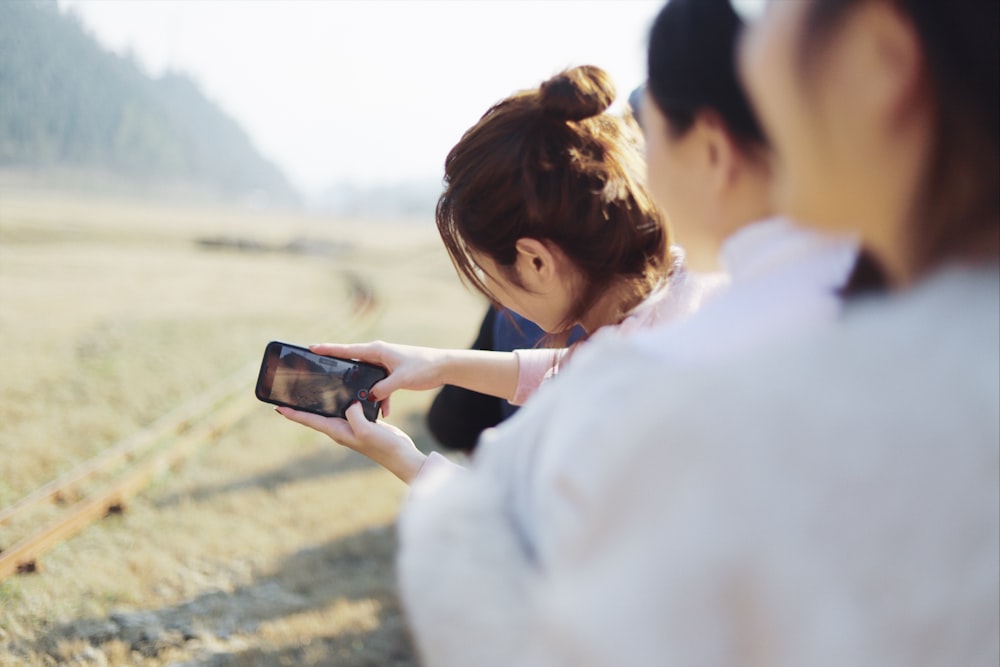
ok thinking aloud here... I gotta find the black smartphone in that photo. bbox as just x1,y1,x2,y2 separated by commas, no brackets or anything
255,341,388,421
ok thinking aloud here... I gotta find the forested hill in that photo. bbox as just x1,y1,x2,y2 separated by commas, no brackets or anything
0,0,299,205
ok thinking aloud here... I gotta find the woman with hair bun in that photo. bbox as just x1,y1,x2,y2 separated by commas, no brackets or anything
276,65,724,479
437,64,676,342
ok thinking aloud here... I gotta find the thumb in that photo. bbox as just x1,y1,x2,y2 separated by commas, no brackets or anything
369,376,398,401
344,400,373,430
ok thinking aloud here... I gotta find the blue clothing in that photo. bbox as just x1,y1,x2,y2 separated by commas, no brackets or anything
492,310,585,418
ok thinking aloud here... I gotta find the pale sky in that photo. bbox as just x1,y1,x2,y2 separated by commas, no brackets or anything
59,0,665,197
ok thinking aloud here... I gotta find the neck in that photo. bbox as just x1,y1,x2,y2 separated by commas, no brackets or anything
856,149,929,289
578,279,644,333
712,166,775,259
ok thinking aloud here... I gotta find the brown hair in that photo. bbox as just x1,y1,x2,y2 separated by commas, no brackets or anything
802,0,999,277
436,65,672,337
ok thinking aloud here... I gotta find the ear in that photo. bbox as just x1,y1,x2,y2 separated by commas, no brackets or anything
839,2,926,132
876,3,925,128
696,110,738,192
513,237,559,291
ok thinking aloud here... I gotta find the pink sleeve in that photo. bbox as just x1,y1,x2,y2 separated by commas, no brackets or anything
511,348,567,406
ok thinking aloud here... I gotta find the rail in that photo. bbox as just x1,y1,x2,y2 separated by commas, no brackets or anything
0,271,381,581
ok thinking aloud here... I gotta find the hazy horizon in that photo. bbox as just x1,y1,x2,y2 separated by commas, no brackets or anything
58,0,664,199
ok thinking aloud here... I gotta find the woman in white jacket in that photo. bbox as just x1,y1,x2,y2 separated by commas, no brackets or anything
393,0,999,665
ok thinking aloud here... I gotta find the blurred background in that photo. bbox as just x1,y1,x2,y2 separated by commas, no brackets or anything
4,0,661,215
0,1,664,665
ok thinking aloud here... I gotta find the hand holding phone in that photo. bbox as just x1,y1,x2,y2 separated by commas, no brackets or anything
275,400,428,483
255,341,388,421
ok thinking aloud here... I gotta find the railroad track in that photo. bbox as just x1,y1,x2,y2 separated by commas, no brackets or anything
0,271,381,581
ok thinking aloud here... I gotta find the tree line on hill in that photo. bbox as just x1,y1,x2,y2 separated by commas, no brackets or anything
0,0,299,205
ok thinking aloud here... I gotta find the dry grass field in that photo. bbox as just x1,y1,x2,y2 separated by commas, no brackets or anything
0,187,485,665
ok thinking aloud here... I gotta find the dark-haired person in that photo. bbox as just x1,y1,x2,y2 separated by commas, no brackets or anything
389,0,999,664
276,65,728,478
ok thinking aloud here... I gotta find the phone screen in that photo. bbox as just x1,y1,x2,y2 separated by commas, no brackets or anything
255,341,387,421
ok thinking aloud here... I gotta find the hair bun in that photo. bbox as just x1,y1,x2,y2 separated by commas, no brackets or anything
539,65,616,122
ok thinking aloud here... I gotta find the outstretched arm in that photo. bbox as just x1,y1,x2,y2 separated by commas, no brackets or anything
309,341,522,413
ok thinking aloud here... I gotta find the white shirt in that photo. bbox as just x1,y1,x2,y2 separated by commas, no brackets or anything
399,219,864,664
399,263,999,667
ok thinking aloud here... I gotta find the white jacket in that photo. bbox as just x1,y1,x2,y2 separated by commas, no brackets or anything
398,253,999,665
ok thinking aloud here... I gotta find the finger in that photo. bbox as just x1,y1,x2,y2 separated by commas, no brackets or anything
275,406,355,443
369,376,401,401
310,342,380,362
379,395,391,419
344,401,374,434
275,406,330,431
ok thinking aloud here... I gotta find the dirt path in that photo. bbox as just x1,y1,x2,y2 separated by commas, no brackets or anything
0,192,484,666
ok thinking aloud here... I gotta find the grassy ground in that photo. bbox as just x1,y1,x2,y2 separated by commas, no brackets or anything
0,189,485,665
